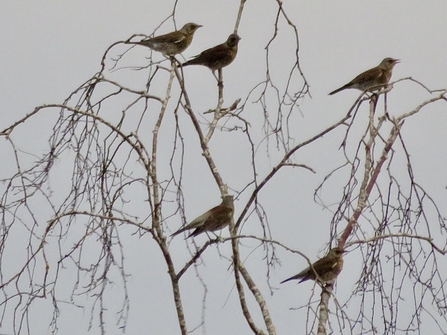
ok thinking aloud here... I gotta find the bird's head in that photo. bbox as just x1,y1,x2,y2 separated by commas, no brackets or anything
380,57,400,70
226,34,241,48
221,195,234,208
182,23,203,34
328,247,344,258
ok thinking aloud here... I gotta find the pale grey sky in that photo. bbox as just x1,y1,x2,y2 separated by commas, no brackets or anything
1,1,446,334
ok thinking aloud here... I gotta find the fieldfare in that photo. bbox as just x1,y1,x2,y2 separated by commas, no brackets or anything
182,34,241,72
329,58,399,95
138,22,202,56
281,247,344,284
171,195,234,238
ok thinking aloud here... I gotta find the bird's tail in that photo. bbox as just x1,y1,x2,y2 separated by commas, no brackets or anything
171,226,188,237
182,60,196,67
280,273,309,284
280,275,303,284
280,277,293,284
328,84,348,95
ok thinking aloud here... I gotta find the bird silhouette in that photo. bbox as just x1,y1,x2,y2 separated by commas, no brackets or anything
138,22,202,56
183,34,241,72
329,58,399,95
172,195,234,238
281,247,344,284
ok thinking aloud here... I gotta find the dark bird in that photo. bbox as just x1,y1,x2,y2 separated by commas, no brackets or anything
171,195,234,238
182,34,241,72
281,247,344,284
138,22,202,56
329,58,400,95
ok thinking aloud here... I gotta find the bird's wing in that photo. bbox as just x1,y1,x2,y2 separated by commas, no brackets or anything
282,256,334,283
309,256,339,276
197,206,233,231
188,207,233,237
171,210,211,236
187,210,212,227
192,44,230,62
350,67,383,86
280,263,313,283
147,31,185,45
207,206,232,221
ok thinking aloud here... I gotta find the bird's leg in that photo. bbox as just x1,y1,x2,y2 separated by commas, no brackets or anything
383,92,390,119
370,93,379,112
204,231,224,244
213,231,224,242
215,69,224,90
321,281,333,293
169,56,176,69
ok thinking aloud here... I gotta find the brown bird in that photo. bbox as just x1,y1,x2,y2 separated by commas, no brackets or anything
182,34,241,72
281,247,344,284
138,22,202,56
329,58,399,95
171,195,234,238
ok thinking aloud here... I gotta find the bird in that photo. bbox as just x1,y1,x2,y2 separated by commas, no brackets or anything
171,195,234,238
281,247,344,284
329,58,400,95
182,34,241,72
137,22,202,56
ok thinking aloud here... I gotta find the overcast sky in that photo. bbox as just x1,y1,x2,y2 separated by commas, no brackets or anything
1,1,447,334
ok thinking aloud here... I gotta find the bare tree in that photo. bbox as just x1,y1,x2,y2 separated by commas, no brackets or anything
1,1,447,335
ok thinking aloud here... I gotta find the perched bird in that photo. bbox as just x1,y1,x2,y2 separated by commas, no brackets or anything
137,22,202,56
171,195,234,238
182,34,241,72
281,247,344,284
329,58,400,95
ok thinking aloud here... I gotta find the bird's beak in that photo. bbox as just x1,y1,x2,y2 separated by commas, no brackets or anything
393,59,400,63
